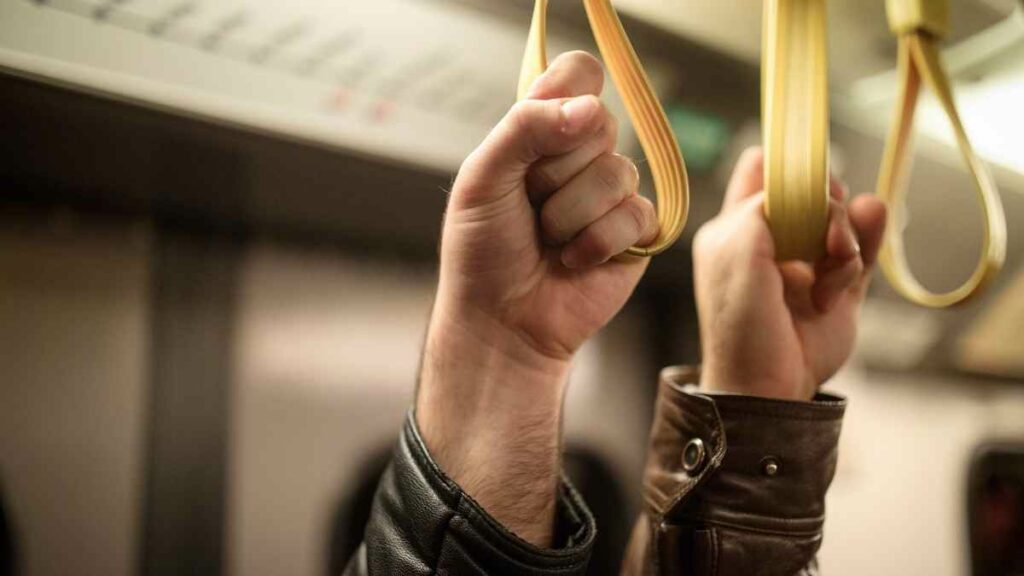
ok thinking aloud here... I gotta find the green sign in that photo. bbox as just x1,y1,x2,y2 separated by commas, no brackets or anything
664,104,730,172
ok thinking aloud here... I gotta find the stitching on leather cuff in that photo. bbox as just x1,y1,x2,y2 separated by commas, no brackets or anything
643,368,727,520
705,392,846,421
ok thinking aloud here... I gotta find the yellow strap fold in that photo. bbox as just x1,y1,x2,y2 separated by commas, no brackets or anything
761,0,831,262
877,0,1007,307
518,0,689,257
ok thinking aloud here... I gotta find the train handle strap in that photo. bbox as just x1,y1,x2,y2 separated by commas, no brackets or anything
762,0,831,262
877,0,1007,307
518,0,689,257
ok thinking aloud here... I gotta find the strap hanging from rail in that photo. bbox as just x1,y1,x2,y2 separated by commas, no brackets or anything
877,0,1007,307
518,0,689,257
761,0,831,262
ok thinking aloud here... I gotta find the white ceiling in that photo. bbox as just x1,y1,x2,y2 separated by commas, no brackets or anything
614,0,1018,85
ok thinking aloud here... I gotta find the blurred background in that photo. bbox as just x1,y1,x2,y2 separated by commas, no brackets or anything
1,0,1023,574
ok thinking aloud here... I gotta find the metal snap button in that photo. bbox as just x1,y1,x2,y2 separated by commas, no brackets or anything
681,438,706,474
761,456,781,477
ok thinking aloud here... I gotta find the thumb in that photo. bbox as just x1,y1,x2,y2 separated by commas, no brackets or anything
454,95,604,207
724,192,776,261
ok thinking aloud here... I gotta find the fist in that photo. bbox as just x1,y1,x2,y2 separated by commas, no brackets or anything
430,51,657,369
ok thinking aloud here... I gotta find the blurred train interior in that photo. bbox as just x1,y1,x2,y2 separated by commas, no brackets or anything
1,1,1023,575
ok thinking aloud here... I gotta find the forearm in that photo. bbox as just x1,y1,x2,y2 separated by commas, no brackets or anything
416,302,571,547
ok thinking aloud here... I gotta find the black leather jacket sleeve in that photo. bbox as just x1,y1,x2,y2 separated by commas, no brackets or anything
342,411,596,575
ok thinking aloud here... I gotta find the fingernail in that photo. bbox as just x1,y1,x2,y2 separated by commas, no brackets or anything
561,247,580,269
561,97,598,135
626,156,640,184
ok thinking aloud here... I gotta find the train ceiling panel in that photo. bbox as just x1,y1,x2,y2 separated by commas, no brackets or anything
0,0,641,170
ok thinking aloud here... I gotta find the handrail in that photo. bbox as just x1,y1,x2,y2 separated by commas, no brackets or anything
518,0,689,257
761,0,831,262
876,0,1007,307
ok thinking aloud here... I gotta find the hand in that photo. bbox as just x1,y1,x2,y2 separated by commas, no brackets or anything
417,52,656,545
693,148,887,401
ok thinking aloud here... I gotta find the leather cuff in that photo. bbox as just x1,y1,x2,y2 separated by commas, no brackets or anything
644,365,846,534
354,411,595,574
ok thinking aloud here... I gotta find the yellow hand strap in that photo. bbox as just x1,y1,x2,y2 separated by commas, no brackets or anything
877,0,1007,307
517,0,689,257
761,0,831,262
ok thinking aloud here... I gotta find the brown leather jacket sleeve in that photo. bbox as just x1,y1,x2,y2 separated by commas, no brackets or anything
621,366,846,576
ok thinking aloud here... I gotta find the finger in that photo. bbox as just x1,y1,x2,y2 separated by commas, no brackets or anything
540,153,638,245
779,261,816,315
457,96,605,204
716,192,776,261
810,196,873,311
526,112,618,204
561,195,658,268
848,194,887,271
721,148,845,214
525,50,605,100
829,173,848,203
812,255,863,313
693,192,774,267
810,198,865,312
720,147,764,213
824,198,860,261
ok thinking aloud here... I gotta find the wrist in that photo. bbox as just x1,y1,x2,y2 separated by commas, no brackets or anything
415,304,571,546
421,296,571,390
417,308,570,445
699,358,816,401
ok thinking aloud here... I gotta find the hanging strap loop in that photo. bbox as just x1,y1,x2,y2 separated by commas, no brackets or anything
877,0,1007,307
518,0,689,257
761,0,831,262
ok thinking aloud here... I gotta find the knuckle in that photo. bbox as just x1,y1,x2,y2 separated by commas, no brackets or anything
599,113,619,150
641,195,658,220
851,255,865,276
692,220,720,260
455,150,487,192
692,224,710,258
457,148,480,178
508,99,533,118
829,197,847,217
505,99,555,151
693,223,709,248
585,230,615,261
738,146,764,166
506,100,552,142
562,50,604,81
592,154,636,199
528,163,559,194
577,94,603,112
540,203,567,241
506,100,535,135
624,196,652,236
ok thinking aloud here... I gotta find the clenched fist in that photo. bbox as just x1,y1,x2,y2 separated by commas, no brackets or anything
434,53,656,366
